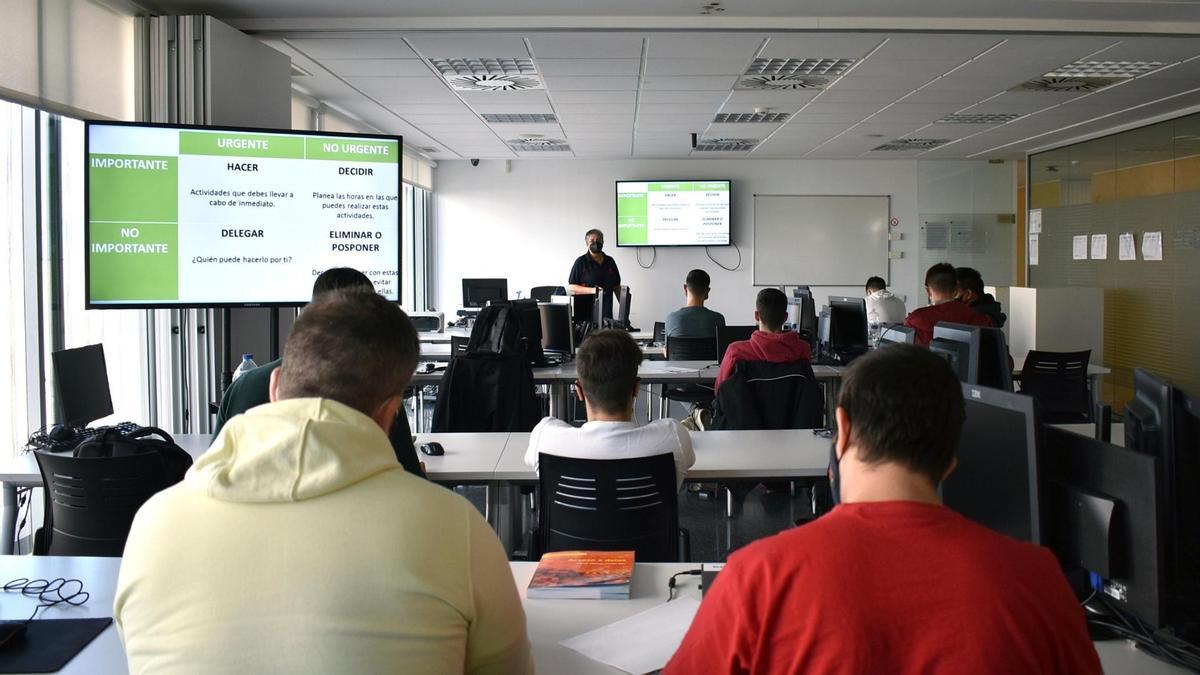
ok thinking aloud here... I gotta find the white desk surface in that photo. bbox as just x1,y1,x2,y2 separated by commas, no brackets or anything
497,429,832,483
0,554,1186,675
412,432,510,482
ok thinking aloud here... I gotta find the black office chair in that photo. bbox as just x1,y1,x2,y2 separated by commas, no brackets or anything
530,286,566,303
662,335,718,416
537,453,689,562
450,335,470,357
1019,350,1093,424
716,325,756,363
33,451,175,556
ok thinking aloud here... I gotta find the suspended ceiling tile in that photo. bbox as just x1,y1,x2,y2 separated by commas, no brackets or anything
534,59,642,77
542,75,639,91
527,32,645,58
287,37,418,60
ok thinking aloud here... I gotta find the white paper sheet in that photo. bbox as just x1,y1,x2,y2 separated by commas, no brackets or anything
1029,209,1042,234
1028,234,1039,266
1119,233,1136,261
1090,234,1108,260
559,597,701,674
1143,231,1163,261
1072,235,1089,260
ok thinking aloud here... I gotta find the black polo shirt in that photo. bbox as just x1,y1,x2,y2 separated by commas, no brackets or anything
569,252,621,292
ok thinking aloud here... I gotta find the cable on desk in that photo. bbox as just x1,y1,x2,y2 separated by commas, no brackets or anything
667,569,702,601
1084,594,1200,671
3,577,90,623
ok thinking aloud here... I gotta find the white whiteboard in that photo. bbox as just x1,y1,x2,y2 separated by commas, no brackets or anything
753,195,890,286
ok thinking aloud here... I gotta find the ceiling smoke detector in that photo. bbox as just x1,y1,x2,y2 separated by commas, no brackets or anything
447,74,543,91
871,138,950,152
695,138,758,152
1011,76,1124,93
736,74,830,91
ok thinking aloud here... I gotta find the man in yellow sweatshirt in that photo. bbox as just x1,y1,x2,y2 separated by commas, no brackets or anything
115,290,532,674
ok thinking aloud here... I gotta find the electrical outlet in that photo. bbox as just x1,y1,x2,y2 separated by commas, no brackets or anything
888,232,904,241
888,251,904,259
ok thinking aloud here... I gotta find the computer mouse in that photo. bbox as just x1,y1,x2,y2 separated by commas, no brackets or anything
48,425,73,443
420,442,445,456
0,621,26,650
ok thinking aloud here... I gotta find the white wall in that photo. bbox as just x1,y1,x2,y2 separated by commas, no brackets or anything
435,158,1017,329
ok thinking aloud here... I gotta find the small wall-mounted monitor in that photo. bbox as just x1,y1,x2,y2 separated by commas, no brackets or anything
615,180,731,247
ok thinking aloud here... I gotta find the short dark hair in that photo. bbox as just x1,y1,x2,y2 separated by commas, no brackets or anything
312,267,374,299
756,288,788,330
278,291,419,416
924,263,958,296
955,266,984,295
837,344,965,484
685,269,711,296
576,329,642,415
865,276,887,293
584,229,604,241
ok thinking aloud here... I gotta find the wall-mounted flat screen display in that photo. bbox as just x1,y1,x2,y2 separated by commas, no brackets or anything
85,121,402,308
615,180,731,247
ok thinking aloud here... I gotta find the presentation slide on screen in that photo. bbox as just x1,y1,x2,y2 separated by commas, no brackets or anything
616,181,730,246
86,124,401,306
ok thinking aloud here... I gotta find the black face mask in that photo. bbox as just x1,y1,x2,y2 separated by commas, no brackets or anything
828,442,842,507
589,242,603,253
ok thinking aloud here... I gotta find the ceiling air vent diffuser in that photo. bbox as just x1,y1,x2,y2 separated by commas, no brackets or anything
745,58,855,77
482,113,558,123
872,138,949,152
448,74,543,91
714,112,790,123
1011,76,1124,93
694,138,758,152
507,138,570,152
736,75,829,91
937,113,1021,124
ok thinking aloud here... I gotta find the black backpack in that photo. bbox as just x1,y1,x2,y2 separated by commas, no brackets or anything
74,427,193,484
466,304,524,357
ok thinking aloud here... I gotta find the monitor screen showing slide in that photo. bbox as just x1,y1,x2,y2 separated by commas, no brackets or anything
85,121,402,308
615,180,731,247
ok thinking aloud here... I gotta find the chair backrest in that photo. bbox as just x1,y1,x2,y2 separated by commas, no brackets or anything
530,286,565,303
538,452,681,562
653,321,666,343
717,325,756,363
450,335,470,357
666,335,718,362
1020,349,1092,424
711,360,825,430
34,451,171,556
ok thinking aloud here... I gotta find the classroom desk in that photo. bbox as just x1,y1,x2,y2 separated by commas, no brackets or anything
509,561,1190,675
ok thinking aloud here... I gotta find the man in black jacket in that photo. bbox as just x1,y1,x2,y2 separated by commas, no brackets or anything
956,267,1007,329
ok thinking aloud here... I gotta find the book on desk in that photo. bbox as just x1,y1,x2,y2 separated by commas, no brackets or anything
527,550,634,600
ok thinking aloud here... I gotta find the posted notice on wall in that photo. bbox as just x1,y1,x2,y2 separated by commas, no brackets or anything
1029,234,1039,266
1072,235,1089,260
1119,233,1137,261
87,125,401,306
1090,234,1108,260
1028,208,1042,234
1142,231,1164,261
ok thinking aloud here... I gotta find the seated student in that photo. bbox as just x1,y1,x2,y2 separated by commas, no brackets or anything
864,275,906,325
213,267,424,477
904,262,993,346
665,269,726,338
524,329,694,490
665,345,1101,675
956,266,1007,328
714,288,811,392
116,291,532,675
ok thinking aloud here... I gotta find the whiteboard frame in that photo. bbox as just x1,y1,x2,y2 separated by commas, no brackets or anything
752,194,891,287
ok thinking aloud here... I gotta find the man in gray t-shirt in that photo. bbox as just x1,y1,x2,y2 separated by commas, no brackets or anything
665,269,726,338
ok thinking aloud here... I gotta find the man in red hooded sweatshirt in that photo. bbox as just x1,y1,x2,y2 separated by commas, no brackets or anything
904,262,993,346
714,288,812,392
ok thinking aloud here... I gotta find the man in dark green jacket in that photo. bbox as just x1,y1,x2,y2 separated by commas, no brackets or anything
213,268,426,477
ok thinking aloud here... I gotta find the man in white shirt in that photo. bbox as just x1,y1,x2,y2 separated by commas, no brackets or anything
525,329,695,490
865,275,907,326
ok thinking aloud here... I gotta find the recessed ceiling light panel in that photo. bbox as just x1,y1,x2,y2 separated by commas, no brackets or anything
447,74,543,91
745,58,855,77
1046,60,1165,79
481,113,558,123
736,75,829,91
695,138,758,151
714,112,790,123
430,58,537,77
872,138,950,151
1011,76,1124,93
507,138,570,152
937,113,1021,124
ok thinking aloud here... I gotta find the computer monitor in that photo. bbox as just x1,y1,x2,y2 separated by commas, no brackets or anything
1041,425,1165,627
931,323,981,384
505,298,545,366
52,344,114,428
539,303,575,356
929,337,972,382
878,324,915,346
826,296,868,353
789,295,817,345
976,326,1013,391
1125,369,1200,619
942,383,1041,544
462,278,508,308
615,286,632,329
717,325,756,363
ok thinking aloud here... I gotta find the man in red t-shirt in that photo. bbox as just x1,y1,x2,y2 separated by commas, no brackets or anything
714,288,811,392
665,345,1101,675
904,262,993,345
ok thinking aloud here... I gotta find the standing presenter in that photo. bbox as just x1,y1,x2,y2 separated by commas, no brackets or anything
568,229,621,320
